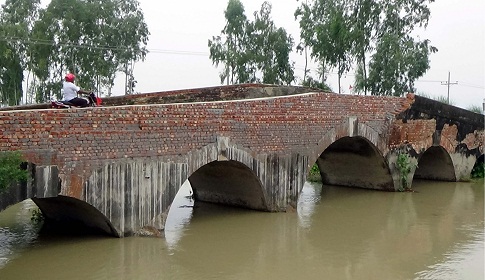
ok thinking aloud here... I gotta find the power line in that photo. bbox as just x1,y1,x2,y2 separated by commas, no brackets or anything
0,36,135,51
148,49,208,56
1,36,484,92
417,79,484,90
0,36,211,56
457,82,485,89
416,80,443,83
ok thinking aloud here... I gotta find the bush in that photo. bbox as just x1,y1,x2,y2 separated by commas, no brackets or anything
0,151,29,192
307,163,322,182
471,162,484,179
466,105,483,114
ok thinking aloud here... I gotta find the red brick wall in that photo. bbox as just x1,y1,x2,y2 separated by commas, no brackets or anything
0,92,410,171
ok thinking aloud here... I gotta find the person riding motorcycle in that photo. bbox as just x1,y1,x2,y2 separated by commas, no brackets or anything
62,73,93,107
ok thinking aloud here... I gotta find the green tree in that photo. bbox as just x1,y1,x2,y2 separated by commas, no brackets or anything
0,0,41,106
348,0,380,95
302,76,331,91
0,0,149,104
295,0,437,96
209,0,295,85
366,34,437,96
0,42,23,105
208,0,248,84
363,0,437,96
295,0,352,92
326,3,352,93
295,0,332,85
249,2,295,85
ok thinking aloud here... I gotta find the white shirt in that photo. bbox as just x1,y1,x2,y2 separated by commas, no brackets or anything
62,81,80,101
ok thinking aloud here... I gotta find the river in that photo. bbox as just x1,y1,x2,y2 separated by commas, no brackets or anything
0,179,483,280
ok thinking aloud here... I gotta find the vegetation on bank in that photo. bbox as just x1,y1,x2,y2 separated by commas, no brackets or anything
467,105,483,114
31,208,44,223
0,151,29,192
471,162,484,179
396,153,416,191
307,163,322,182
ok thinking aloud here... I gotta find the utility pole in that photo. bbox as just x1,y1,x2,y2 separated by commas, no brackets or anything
441,71,458,104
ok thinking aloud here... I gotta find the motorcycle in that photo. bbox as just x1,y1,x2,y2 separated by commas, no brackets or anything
51,92,102,109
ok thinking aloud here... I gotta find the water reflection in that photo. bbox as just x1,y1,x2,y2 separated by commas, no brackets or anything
0,179,483,280
164,181,194,249
0,200,39,269
297,181,322,229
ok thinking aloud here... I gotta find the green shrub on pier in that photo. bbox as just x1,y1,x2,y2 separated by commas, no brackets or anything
471,162,484,179
308,163,322,182
0,151,28,192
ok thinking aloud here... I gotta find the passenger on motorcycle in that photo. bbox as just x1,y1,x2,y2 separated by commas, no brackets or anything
62,73,93,107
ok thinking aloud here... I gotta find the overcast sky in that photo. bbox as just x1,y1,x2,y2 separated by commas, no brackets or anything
1,0,484,109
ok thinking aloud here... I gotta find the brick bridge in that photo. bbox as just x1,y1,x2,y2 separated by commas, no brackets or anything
0,84,483,237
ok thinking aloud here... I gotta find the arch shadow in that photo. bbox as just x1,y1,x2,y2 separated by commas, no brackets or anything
316,136,394,191
188,160,268,211
414,146,456,181
32,196,119,237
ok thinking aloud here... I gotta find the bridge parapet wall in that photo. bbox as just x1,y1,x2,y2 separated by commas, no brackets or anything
0,92,410,181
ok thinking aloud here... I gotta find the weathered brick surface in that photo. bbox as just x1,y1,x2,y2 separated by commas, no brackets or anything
0,92,405,166
394,94,484,156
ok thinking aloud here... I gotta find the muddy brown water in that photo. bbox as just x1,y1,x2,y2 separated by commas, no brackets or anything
0,179,483,280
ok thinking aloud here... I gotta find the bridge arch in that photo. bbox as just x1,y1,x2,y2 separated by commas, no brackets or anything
308,119,393,191
188,160,267,210
315,136,394,191
414,146,456,181
78,138,276,237
32,196,119,236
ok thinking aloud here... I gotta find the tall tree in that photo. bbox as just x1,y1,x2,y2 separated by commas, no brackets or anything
295,0,352,91
295,0,437,96
209,0,295,85
208,0,248,84
348,0,380,95
14,0,150,103
362,0,437,96
0,0,41,105
366,34,437,96
325,3,352,93
250,2,295,85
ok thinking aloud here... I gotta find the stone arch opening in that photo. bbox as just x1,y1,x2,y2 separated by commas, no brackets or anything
188,160,267,211
316,136,394,190
31,196,119,237
414,146,456,181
